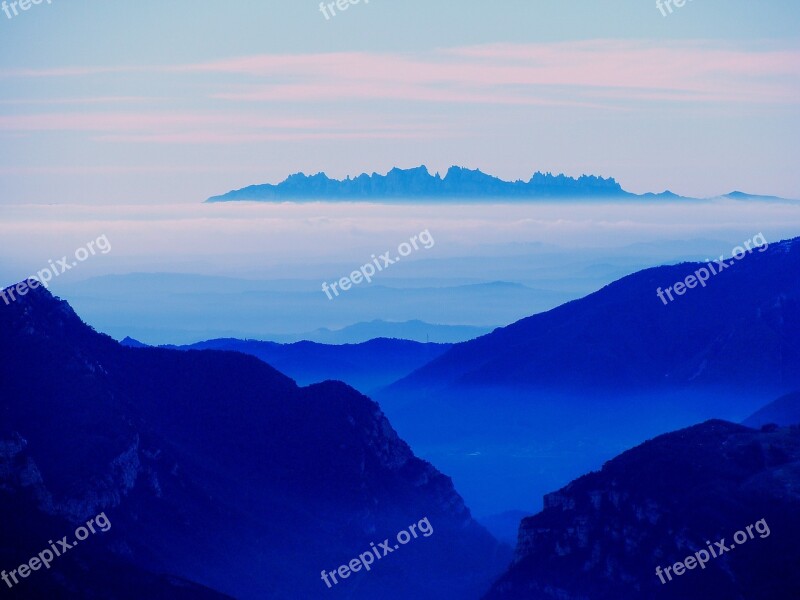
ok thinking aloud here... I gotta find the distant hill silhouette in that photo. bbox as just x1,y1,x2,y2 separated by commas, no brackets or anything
725,191,787,201
476,510,531,547
208,165,673,202
484,420,800,599
389,237,800,395
0,285,508,599
55,273,526,346
207,166,797,203
160,337,452,393
275,319,492,344
120,335,149,348
744,391,800,428
376,237,800,514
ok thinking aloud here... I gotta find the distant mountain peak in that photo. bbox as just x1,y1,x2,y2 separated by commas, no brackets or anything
1,281,90,341
206,166,797,203
724,190,785,201
206,165,636,202
120,336,150,348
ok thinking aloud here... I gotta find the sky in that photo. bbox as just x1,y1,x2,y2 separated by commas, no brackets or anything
0,0,799,204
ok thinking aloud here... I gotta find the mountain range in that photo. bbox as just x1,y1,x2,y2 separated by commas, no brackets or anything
271,319,492,345
389,237,800,395
375,237,800,514
145,318,490,346
744,391,800,428
144,337,453,394
5,236,800,596
0,285,508,599
484,419,800,599
51,274,532,346
109,236,800,517
206,166,796,203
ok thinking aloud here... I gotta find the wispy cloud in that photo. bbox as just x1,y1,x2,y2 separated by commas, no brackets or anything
0,112,327,132
170,40,800,102
0,96,163,106
5,41,798,105
92,130,439,144
0,109,446,145
1,41,797,158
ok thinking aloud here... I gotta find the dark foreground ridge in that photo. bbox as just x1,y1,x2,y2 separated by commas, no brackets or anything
484,420,800,600
0,283,508,599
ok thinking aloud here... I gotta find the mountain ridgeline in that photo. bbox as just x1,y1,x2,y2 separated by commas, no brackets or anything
744,391,800,428
155,337,452,394
206,165,795,202
388,237,800,396
207,165,659,202
0,285,508,599
375,236,800,514
484,420,800,599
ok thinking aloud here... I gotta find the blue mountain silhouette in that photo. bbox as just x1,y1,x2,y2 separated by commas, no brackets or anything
744,391,800,428
208,166,797,202
0,285,507,599
158,337,452,394
376,237,800,514
484,420,800,599
389,237,800,395
208,165,662,202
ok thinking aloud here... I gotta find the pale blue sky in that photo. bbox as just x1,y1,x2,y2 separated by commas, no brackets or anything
0,0,798,203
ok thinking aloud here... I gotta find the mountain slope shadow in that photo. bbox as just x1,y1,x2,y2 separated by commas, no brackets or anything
0,284,508,599
484,420,800,600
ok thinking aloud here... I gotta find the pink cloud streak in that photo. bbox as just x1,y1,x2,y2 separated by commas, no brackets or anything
1,40,796,147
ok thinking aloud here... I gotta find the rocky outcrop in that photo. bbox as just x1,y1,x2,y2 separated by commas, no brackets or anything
485,420,800,600
0,433,53,510
207,165,631,202
0,285,508,599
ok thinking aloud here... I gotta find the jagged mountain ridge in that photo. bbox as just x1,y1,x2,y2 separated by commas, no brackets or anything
207,165,797,202
484,420,800,599
207,165,666,202
0,284,508,599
